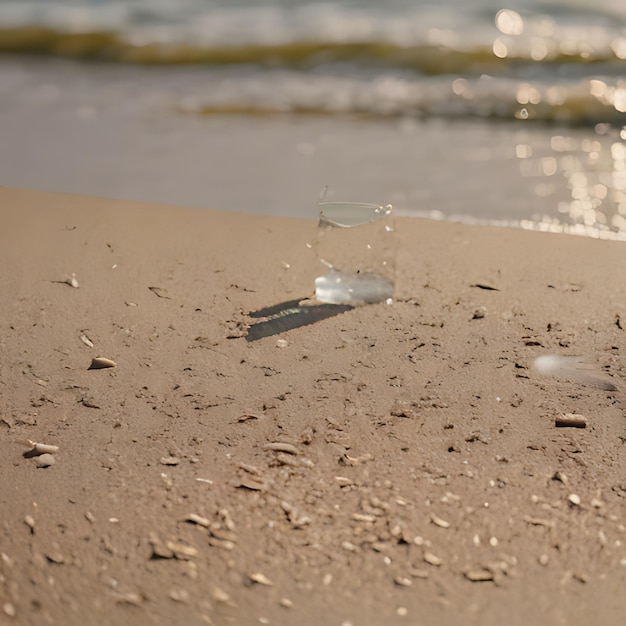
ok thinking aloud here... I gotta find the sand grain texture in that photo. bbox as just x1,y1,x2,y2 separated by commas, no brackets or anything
0,187,625,626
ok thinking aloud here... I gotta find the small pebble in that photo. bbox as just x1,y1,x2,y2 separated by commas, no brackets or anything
264,442,299,455
555,413,587,428
568,494,581,506
3,602,16,617
24,515,35,531
168,589,190,603
35,454,55,468
397,607,408,617
249,572,273,586
464,569,494,582
212,587,232,604
335,477,353,487
45,547,65,564
67,273,79,288
160,456,180,466
279,598,293,608
186,513,210,527
472,307,487,320
166,541,198,559
116,592,143,606
423,552,442,566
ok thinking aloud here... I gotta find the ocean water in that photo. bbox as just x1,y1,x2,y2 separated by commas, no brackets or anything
1,0,625,237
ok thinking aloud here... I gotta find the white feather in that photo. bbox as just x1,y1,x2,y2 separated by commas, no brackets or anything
533,354,618,391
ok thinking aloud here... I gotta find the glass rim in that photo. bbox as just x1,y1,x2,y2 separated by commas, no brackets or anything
318,201,384,208
318,201,392,228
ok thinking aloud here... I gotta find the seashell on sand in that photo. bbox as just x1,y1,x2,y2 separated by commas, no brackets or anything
88,357,117,370
33,442,59,455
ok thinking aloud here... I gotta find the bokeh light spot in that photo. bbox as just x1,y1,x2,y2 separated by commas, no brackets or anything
495,9,524,36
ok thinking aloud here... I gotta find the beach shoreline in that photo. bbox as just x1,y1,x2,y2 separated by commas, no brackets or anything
1,186,625,625
1,55,625,240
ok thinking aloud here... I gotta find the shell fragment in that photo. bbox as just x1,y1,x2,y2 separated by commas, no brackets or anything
88,357,117,370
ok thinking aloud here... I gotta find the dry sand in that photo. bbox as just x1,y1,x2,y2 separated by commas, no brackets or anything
0,186,625,626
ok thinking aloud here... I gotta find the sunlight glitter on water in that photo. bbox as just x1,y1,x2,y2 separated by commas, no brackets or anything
512,126,626,240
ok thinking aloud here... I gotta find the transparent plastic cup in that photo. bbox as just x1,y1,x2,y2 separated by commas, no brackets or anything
314,202,395,305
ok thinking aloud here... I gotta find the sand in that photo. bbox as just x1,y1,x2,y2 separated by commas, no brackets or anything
1,186,625,626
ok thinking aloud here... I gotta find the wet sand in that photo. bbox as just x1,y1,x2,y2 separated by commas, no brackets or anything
1,186,625,625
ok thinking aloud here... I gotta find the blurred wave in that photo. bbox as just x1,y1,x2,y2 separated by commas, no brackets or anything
1,26,625,126
1,1,625,238
0,2,625,126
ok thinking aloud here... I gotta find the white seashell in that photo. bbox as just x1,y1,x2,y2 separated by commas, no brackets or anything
33,442,59,454
80,333,94,348
88,357,117,370
430,513,451,528
249,572,273,586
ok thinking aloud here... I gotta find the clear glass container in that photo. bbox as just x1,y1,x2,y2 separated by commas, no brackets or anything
314,202,395,305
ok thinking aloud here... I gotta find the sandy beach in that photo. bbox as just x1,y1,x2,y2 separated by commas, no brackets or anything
1,185,625,626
